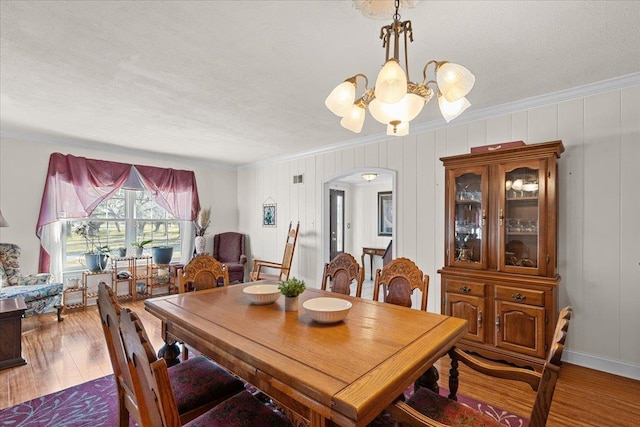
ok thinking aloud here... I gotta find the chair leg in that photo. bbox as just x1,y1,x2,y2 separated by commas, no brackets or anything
56,306,63,322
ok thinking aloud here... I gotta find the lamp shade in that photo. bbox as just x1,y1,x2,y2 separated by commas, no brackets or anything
325,80,357,117
375,59,407,104
0,210,8,227
340,104,366,133
438,95,471,123
436,62,475,102
387,121,409,136
368,92,425,125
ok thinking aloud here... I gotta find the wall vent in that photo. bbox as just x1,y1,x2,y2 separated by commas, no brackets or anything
293,174,303,184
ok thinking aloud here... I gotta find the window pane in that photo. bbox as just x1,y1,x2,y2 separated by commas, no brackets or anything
64,189,181,270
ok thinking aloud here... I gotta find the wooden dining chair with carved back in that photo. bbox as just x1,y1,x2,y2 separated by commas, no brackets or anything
97,283,246,426
177,255,230,293
386,306,573,427
321,252,364,297
250,221,300,282
119,307,292,427
373,257,429,311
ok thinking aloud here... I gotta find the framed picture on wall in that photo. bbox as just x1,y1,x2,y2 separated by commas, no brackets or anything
262,203,276,227
378,191,392,236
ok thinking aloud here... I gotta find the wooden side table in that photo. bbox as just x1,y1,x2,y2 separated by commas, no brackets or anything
0,297,27,370
361,247,386,280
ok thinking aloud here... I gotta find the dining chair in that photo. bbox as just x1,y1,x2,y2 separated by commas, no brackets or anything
250,221,299,281
320,252,364,297
119,306,292,427
386,306,573,427
373,257,429,311
97,283,245,426
177,255,229,292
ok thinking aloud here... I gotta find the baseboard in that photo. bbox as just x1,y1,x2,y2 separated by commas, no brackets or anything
563,349,640,380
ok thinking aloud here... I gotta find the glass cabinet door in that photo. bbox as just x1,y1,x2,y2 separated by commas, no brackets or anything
448,167,488,269
498,161,547,275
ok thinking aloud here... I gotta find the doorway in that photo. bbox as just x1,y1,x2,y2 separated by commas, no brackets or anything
321,168,396,268
329,189,345,260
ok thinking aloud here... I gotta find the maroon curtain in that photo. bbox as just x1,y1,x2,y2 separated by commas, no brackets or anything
36,153,200,271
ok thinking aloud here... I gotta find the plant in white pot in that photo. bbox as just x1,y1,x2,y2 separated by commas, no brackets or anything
278,277,306,312
131,239,153,257
194,207,211,255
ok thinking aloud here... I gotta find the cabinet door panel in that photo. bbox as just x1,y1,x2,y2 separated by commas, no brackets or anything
497,160,548,276
495,301,545,358
446,293,486,343
446,167,489,269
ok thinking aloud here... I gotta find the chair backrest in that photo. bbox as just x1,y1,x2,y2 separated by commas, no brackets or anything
97,282,141,426
279,221,300,281
0,243,23,285
178,255,229,292
213,232,245,263
120,307,181,427
449,306,573,427
373,257,429,311
321,253,364,297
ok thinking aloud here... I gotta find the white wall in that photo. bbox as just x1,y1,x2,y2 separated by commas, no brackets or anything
238,83,640,380
0,134,239,274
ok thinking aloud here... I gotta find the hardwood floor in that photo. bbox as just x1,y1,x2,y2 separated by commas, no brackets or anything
1,297,639,426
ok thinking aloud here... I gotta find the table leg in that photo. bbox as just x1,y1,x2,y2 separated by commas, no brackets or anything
370,253,374,280
413,366,439,394
157,321,181,367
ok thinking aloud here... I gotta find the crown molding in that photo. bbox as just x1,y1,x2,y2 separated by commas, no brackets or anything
240,72,640,169
0,127,237,171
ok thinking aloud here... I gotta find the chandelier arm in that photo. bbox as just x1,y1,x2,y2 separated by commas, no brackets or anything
421,60,440,84
353,73,369,90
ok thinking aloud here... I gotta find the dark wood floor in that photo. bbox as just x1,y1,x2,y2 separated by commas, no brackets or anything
1,301,639,426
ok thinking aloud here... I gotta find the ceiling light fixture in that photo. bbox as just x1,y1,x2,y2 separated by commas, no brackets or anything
361,173,378,181
325,0,475,135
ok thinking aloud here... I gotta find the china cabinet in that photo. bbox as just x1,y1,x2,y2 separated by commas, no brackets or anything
439,140,564,370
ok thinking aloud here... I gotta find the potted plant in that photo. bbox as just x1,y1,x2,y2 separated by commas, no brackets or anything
278,277,306,312
131,239,153,257
194,207,211,254
74,221,110,272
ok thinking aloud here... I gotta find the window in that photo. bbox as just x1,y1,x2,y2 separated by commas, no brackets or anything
63,189,182,270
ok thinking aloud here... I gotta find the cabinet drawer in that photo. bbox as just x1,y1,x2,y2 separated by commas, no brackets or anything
495,286,544,306
445,280,485,297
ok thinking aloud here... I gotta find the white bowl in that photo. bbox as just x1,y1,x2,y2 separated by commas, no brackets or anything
243,284,281,305
303,297,352,324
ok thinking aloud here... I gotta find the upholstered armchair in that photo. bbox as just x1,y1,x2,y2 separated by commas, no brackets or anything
213,232,247,283
0,243,63,321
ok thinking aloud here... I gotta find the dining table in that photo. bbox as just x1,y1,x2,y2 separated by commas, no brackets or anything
145,283,467,427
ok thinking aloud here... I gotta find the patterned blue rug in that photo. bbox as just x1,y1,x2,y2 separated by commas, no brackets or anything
0,375,527,426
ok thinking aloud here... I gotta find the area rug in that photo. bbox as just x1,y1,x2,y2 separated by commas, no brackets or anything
0,375,527,426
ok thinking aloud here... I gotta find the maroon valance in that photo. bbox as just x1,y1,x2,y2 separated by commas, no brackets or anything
36,153,200,271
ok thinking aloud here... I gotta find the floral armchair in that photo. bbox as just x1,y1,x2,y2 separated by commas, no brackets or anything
0,243,63,321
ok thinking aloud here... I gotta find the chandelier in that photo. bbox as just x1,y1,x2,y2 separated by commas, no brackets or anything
325,0,475,136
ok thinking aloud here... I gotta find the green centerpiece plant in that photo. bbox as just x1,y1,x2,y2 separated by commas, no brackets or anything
278,277,305,312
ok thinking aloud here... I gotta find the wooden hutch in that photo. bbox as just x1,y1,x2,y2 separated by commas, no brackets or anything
439,140,564,371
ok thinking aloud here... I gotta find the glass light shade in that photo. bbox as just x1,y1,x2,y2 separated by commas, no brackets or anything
438,95,471,123
375,59,407,104
361,173,378,181
0,210,8,227
387,121,409,136
340,104,366,133
368,93,425,125
436,62,476,102
325,81,356,117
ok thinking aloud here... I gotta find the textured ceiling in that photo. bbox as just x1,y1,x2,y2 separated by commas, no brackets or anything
1,1,639,166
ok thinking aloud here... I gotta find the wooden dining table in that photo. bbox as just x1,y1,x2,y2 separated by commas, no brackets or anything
145,283,467,427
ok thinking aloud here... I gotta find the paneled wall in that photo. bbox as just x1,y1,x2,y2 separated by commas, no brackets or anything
238,84,640,379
